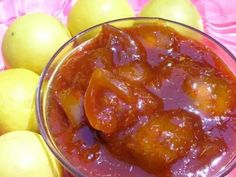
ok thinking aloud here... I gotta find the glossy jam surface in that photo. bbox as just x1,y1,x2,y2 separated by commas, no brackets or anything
47,24,236,177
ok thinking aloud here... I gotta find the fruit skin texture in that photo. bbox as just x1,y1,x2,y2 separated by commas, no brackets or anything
0,131,62,177
67,0,135,36
0,68,39,134
2,13,71,74
140,0,203,31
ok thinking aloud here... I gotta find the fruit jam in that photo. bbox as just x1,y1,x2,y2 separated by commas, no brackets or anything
47,23,236,177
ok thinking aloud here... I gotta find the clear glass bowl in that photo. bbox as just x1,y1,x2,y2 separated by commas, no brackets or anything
36,17,236,177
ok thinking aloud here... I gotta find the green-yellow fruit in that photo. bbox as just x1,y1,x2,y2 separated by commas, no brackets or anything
0,131,62,177
68,0,135,36
0,69,39,134
140,0,203,31
2,13,71,74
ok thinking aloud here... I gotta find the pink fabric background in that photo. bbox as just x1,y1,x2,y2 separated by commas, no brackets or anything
0,0,236,176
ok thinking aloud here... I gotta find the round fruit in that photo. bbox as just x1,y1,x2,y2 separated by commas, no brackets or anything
139,0,203,31
2,13,71,74
0,131,62,177
0,68,39,134
67,0,135,36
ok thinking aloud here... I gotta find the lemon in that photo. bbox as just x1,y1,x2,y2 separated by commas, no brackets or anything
0,131,62,177
67,0,135,36
2,13,71,74
140,0,203,31
0,68,39,134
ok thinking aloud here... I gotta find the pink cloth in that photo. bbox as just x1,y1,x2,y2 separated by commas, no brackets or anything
0,1,235,176
193,0,236,62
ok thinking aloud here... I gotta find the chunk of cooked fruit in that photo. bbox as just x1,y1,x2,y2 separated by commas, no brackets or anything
84,68,163,134
183,75,233,115
56,88,84,127
133,86,163,114
115,61,152,82
128,24,175,49
84,68,135,134
127,110,202,172
71,48,114,91
54,47,114,91
98,24,146,66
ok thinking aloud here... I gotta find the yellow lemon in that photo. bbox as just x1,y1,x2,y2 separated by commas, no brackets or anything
0,68,39,134
2,13,71,74
140,0,203,31
0,131,62,177
67,0,135,36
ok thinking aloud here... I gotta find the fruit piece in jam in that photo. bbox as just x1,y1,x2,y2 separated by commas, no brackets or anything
84,68,163,134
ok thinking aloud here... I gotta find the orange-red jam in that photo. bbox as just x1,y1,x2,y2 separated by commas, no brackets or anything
48,24,236,176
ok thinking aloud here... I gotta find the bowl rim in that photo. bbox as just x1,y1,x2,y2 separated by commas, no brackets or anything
36,16,236,177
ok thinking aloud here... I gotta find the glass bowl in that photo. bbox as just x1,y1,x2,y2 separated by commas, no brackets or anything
36,17,236,177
